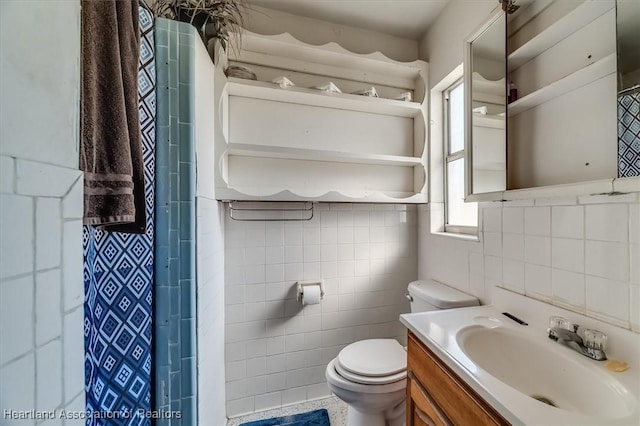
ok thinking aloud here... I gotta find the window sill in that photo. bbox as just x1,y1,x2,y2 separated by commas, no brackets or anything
431,231,480,242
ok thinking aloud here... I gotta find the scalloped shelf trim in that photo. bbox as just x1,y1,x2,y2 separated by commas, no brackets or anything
216,187,428,204
232,30,427,71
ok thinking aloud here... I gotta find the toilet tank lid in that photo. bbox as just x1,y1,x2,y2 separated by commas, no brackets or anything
408,280,479,309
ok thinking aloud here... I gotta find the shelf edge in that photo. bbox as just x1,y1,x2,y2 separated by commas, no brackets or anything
507,53,615,117
226,142,423,167
226,78,423,118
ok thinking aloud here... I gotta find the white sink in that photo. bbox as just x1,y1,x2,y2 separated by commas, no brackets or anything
400,299,640,425
456,326,635,419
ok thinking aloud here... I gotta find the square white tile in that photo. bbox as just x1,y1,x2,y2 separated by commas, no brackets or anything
320,211,337,228
36,197,62,270
245,246,266,265
303,245,321,263
254,392,282,412
525,207,550,236
524,236,551,266
585,204,628,242
551,205,584,239
524,264,552,301
483,207,501,233
303,228,321,246
0,354,35,412
353,227,370,244
502,259,525,293
483,232,502,257
321,227,338,245
285,227,303,246
585,275,630,326
484,255,502,281
266,246,285,265
266,223,284,246
265,264,284,283
502,233,524,261
551,238,584,273
337,227,354,244
16,160,81,197
502,207,524,234
35,269,62,345
0,194,34,279
585,240,629,282
0,275,34,364
551,269,585,312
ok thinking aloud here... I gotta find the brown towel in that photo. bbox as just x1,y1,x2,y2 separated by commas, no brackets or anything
81,0,146,233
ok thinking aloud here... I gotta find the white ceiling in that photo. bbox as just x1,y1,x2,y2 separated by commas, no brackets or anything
246,0,450,40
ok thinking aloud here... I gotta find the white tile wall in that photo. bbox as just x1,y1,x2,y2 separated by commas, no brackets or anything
0,1,80,170
418,193,640,332
196,197,227,426
0,0,84,420
224,203,417,417
0,156,85,421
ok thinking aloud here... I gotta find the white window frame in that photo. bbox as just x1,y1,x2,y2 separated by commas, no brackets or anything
429,64,480,241
443,79,478,236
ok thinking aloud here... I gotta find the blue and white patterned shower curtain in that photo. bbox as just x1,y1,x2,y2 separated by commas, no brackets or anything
618,90,640,177
83,4,156,425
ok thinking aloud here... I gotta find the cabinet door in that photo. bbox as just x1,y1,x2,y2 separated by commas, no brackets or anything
408,333,510,426
408,375,452,426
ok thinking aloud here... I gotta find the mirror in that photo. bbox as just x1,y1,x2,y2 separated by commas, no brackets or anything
465,11,506,196
617,0,640,178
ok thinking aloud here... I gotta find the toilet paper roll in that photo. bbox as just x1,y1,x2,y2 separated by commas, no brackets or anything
301,284,321,305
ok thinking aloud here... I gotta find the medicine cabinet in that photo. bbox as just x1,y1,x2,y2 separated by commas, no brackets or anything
465,0,640,202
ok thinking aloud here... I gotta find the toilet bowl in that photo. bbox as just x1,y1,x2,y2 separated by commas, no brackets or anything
325,339,407,426
325,280,480,425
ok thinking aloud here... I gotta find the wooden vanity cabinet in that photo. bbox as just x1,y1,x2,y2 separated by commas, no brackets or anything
407,332,510,426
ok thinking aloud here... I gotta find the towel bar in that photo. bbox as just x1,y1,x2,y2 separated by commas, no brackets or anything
228,201,314,221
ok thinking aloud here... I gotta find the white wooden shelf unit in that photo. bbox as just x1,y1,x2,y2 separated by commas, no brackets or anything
215,31,429,203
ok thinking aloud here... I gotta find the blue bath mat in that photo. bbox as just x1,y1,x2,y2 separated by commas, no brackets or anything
239,408,330,426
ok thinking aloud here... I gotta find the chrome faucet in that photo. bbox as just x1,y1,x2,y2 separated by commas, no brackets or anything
547,317,607,361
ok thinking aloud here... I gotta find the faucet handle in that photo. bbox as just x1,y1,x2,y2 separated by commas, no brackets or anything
549,316,572,330
583,329,607,351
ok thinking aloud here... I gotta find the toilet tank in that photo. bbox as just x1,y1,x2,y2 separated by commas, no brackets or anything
407,280,479,312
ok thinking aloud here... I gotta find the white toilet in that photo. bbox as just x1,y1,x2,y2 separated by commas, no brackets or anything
325,279,479,426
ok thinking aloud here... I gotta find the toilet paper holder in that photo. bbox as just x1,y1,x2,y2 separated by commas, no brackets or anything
296,280,325,302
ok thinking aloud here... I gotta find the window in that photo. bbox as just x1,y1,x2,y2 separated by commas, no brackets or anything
444,79,477,234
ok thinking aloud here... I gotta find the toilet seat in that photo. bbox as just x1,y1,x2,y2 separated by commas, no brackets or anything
327,359,407,394
334,339,407,385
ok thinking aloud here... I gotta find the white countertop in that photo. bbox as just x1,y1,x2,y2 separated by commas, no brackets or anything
400,298,640,426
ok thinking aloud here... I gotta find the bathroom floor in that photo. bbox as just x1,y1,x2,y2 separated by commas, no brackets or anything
226,396,348,426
